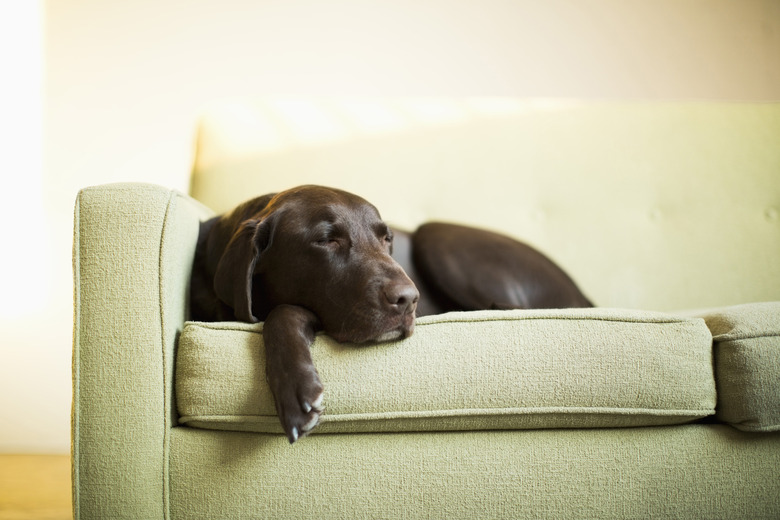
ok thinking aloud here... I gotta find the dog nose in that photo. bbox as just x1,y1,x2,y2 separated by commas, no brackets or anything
384,283,419,314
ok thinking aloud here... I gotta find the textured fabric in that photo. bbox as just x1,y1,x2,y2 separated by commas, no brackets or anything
169,425,780,519
74,181,780,520
697,302,780,432
72,183,212,520
176,309,715,434
190,100,780,311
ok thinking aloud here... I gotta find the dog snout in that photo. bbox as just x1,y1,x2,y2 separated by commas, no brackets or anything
383,282,419,315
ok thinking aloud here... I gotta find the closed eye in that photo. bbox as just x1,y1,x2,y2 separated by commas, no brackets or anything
314,236,344,248
311,221,344,247
312,228,351,251
373,222,393,245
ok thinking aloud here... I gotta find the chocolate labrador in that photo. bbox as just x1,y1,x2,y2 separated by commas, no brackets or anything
190,185,591,443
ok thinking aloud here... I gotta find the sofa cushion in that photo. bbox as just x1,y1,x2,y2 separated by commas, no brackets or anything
176,308,715,435
697,302,780,432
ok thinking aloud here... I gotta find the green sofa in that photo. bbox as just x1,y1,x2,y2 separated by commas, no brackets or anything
73,100,780,518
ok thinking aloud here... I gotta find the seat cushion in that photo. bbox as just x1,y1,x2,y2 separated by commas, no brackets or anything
697,302,780,432
175,308,715,435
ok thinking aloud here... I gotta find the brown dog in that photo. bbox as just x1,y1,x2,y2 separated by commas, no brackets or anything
191,185,591,443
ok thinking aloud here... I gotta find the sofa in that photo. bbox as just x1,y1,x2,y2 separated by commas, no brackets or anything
72,99,780,518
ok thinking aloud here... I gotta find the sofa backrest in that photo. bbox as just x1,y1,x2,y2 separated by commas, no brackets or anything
189,98,780,311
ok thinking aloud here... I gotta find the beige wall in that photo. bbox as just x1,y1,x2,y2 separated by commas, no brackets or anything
1,0,778,453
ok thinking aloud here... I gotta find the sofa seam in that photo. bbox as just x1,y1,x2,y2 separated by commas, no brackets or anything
414,315,702,328
713,332,780,342
730,423,780,433
158,190,176,520
181,313,704,335
71,190,82,520
179,406,715,422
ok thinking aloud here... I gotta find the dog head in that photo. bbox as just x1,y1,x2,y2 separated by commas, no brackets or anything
212,185,419,343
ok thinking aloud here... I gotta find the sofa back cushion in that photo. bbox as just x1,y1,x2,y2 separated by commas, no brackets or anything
189,99,780,310
176,308,716,435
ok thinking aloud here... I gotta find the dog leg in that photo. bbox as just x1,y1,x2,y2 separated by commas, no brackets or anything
263,304,325,443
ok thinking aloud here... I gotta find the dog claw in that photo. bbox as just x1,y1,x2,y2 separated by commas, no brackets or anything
302,414,319,433
301,393,324,414
289,426,299,444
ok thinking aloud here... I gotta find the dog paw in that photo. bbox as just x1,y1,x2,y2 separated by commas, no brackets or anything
268,366,324,444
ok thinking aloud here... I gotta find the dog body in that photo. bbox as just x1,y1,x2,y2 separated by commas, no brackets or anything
191,185,591,442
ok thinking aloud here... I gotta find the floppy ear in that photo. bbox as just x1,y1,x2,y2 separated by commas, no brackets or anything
213,217,273,323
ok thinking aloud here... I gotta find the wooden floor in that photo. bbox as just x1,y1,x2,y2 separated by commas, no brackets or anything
0,455,72,520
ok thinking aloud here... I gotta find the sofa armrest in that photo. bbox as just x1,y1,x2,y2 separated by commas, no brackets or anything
72,183,212,520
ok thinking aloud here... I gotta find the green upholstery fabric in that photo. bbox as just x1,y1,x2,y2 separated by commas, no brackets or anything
169,426,780,519
696,302,780,432
191,101,780,311
177,309,715,434
73,107,780,519
73,183,212,520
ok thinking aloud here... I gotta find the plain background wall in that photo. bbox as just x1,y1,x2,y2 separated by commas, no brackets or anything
1,0,779,453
